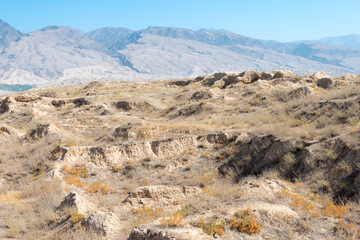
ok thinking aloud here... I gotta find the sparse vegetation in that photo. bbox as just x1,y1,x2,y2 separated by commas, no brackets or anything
70,211,85,223
0,71,359,239
111,165,121,173
86,182,112,195
132,205,163,224
160,212,184,227
322,200,348,218
229,207,261,234
197,216,226,236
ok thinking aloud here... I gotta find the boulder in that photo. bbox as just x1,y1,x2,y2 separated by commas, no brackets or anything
222,74,241,87
83,211,120,236
72,97,90,107
212,79,225,88
212,72,227,82
271,70,293,79
57,191,96,215
128,226,209,240
204,72,227,86
51,99,66,107
260,72,273,80
114,101,132,111
14,95,41,102
317,78,333,89
311,72,330,79
239,70,261,84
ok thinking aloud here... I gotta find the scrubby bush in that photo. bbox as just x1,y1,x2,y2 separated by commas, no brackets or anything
197,216,226,236
229,207,261,234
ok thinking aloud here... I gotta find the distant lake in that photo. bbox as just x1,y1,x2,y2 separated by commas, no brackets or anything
0,84,35,92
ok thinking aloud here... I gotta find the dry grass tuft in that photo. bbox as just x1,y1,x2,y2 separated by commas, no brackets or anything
0,191,23,203
62,164,89,178
335,219,360,239
278,189,314,213
111,165,121,173
322,200,348,218
197,216,226,236
229,207,261,234
289,194,314,213
86,182,112,195
70,211,84,223
160,212,185,227
132,205,163,224
63,175,86,187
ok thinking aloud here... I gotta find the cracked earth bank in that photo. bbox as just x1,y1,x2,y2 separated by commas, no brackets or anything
0,70,360,239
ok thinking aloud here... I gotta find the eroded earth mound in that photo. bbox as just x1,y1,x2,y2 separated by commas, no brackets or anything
0,70,360,239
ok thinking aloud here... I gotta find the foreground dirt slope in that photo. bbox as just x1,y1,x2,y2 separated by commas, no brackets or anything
0,70,359,239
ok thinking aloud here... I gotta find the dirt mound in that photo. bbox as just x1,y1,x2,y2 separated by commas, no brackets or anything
124,185,201,208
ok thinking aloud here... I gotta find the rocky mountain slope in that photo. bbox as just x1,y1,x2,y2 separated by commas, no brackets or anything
0,20,360,89
318,34,360,48
0,20,22,51
0,70,359,239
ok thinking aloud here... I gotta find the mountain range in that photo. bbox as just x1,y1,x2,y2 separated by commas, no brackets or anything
0,19,359,88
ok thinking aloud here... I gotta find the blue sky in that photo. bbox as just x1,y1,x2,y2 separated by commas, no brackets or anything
0,0,359,42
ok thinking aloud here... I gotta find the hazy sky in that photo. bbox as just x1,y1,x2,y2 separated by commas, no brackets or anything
0,0,359,42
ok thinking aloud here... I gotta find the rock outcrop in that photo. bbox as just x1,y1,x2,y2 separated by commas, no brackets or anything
219,135,299,179
57,191,96,215
124,185,201,208
0,97,11,113
317,77,333,89
83,211,120,237
14,95,41,102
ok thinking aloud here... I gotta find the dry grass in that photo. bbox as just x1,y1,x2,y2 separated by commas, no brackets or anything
70,211,85,223
197,216,226,236
335,219,360,239
229,207,261,234
289,194,314,213
132,205,163,224
86,182,112,195
63,175,86,187
111,165,121,173
322,200,348,218
61,164,89,178
278,189,315,214
160,212,185,227
0,74,359,239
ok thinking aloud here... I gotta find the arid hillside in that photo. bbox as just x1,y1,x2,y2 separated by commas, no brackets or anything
0,70,359,239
